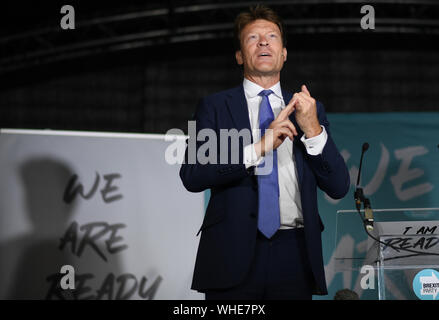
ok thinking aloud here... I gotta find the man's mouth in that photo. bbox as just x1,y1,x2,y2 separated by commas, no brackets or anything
258,52,272,57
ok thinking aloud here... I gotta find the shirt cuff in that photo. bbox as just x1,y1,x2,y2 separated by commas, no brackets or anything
300,125,328,156
243,143,264,169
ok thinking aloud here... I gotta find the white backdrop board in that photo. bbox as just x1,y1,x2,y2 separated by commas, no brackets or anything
0,129,204,300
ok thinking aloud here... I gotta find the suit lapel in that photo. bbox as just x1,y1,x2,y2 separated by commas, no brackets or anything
282,89,304,185
226,85,253,143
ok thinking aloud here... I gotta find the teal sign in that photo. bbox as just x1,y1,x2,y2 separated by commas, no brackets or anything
320,112,439,299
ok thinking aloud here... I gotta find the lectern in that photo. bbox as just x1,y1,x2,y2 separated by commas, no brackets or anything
334,208,439,300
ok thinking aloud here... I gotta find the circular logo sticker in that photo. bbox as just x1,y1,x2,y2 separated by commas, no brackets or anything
413,269,439,300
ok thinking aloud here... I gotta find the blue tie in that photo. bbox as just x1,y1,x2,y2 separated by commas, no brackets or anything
257,89,281,239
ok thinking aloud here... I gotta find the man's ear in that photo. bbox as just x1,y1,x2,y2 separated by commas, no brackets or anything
235,50,243,65
282,47,287,62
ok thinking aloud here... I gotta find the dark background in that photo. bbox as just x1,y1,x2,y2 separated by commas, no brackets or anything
1,0,438,134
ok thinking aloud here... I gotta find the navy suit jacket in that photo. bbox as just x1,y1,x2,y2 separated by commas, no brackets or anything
180,85,350,295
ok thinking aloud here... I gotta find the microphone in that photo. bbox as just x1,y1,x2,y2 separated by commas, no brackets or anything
354,143,369,211
356,142,369,186
354,142,374,231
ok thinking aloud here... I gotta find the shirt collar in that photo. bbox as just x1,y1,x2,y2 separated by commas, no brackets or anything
243,78,283,100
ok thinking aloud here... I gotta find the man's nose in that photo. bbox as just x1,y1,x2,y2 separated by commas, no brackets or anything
258,38,269,46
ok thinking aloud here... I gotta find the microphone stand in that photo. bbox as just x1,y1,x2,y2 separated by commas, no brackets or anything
354,187,374,232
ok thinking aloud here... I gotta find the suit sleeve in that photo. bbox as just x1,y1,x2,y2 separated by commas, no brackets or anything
179,97,252,193
305,102,350,199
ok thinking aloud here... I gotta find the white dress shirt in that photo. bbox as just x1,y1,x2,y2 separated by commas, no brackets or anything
242,78,328,228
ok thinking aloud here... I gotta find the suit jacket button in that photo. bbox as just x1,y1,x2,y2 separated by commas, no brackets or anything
250,211,257,218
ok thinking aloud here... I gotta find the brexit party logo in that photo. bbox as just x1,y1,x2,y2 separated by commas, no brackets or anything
413,269,439,300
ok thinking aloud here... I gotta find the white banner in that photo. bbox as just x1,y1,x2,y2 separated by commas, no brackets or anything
0,129,204,300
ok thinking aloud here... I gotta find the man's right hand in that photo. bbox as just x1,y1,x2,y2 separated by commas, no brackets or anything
254,98,298,157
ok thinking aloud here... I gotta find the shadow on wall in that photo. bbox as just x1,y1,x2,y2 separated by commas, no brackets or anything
0,157,122,299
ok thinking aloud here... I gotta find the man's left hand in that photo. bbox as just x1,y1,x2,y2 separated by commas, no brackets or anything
290,85,322,138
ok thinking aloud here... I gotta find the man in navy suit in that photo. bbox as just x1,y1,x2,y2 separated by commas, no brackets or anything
180,5,350,300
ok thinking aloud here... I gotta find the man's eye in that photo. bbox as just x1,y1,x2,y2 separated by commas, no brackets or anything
269,34,277,38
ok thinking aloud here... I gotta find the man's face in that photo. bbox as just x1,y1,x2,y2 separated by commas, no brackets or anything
236,19,287,78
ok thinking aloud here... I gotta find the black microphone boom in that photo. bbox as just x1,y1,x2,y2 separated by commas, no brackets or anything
354,142,374,231
356,142,369,187
354,143,369,212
